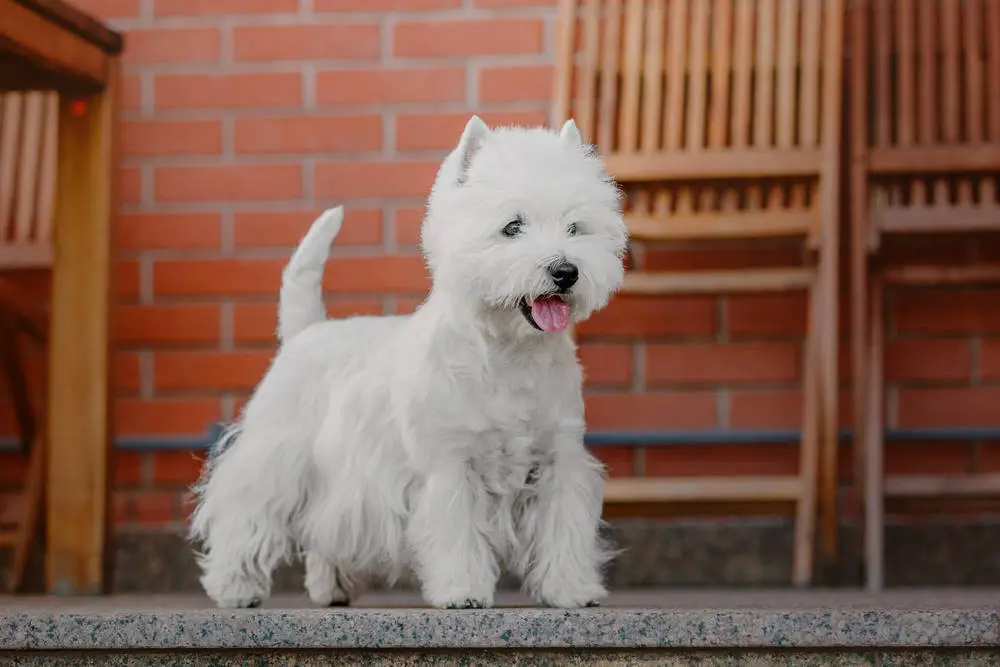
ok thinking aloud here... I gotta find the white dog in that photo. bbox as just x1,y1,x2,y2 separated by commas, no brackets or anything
189,116,629,610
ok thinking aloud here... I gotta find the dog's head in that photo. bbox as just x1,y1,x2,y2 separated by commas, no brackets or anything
422,116,628,335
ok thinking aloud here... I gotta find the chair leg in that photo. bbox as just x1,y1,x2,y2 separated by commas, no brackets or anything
863,275,886,592
792,281,822,588
818,251,840,574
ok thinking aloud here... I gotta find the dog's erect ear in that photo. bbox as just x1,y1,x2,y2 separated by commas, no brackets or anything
455,115,489,184
559,119,584,146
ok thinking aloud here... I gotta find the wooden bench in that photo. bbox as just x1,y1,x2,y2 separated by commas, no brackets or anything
849,0,1000,591
0,0,122,595
553,0,845,586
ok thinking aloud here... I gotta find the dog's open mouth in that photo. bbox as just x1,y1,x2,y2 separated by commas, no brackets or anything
519,295,571,333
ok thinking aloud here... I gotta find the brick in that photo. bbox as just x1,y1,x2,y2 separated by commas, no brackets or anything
233,209,382,248
315,161,439,199
123,28,220,64
154,256,428,296
115,352,142,393
579,343,632,387
234,115,381,154
980,338,1000,379
479,65,554,104
589,446,633,478
885,442,973,476
584,392,717,430
117,305,221,346
112,493,129,527
897,387,1000,427
117,212,221,251
0,452,28,485
395,297,424,314
71,0,139,18
475,0,556,4
233,299,384,343
395,207,424,246
233,24,380,62
155,0,298,15
116,261,141,299
891,287,1000,334
317,0,459,8
395,110,547,151
317,68,465,105
121,120,222,157
151,450,206,486
577,295,717,338
729,390,800,429
646,342,800,385
645,444,798,477
974,442,1000,472
154,351,273,391
726,293,808,338
122,75,141,111
114,452,144,487
155,73,302,110
154,164,302,203
119,166,141,204
394,19,543,58
116,399,221,436
885,339,972,382
125,490,177,525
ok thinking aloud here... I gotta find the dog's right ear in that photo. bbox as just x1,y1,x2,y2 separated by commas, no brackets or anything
455,115,489,185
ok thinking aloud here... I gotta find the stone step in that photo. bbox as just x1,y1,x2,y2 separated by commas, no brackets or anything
2,589,999,665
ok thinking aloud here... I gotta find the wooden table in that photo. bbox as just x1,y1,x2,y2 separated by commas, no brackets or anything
0,0,122,594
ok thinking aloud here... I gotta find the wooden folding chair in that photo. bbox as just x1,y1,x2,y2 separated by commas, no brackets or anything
850,0,1000,591
0,90,57,593
554,0,844,586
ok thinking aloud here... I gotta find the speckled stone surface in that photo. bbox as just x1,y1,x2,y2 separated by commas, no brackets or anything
2,590,999,652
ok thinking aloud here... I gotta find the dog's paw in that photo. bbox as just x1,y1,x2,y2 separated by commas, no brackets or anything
216,596,262,609
444,598,489,610
538,582,607,609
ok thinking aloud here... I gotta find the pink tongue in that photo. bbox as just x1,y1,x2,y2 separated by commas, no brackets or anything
530,296,570,333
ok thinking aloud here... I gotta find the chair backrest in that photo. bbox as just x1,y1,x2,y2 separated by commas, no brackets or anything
553,0,844,243
0,91,58,269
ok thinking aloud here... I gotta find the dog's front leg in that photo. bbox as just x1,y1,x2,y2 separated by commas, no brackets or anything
407,462,498,609
521,434,610,608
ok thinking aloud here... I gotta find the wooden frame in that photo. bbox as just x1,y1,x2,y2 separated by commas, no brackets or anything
850,0,1000,591
0,0,122,595
554,0,845,587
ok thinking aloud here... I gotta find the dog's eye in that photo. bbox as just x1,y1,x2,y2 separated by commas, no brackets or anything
567,222,579,237
501,219,523,237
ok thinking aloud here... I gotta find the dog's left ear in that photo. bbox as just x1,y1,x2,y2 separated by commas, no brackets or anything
559,119,584,146
456,115,489,184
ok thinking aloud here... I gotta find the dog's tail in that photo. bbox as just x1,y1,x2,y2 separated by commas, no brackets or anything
277,206,344,343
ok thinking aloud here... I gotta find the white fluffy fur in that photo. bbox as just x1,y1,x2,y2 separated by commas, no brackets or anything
189,116,629,609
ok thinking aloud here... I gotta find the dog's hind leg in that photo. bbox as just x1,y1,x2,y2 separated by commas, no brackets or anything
304,552,358,606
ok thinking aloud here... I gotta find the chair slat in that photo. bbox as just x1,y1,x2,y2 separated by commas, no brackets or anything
707,0,732,149
619,0,645,152
798,0,822,148
963,0,984,144
641,0,666,153
35,93,58,245
685,0,710,152
917,0,937,144
896,0,915,146
597,0,623,150
941,0,961,142
663,0,688,150
753,0,777,148
15,92,44,244
0,93,22,241
775,0,798,149
873,0,892,148
988,0,1000,142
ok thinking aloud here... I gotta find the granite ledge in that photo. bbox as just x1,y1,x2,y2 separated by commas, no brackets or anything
2,590,999,651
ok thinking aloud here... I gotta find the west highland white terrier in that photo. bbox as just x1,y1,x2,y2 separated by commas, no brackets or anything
189,116,629,610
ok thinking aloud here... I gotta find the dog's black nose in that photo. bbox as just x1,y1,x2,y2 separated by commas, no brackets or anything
548,261,579,291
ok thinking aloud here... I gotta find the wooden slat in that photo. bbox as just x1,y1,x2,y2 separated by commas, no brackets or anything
663,0,688,150
604,476,802,503
626,209,818,241
0,0,110,90
867,146,1000,174
882,264,1000,286
886,474,1000,499
963,0,984,144
988,0,1000,142
0,245,53,267
551,0,577,127
896,0,915,146
605,148,823,181
731,0,754,148
620,267,815,294
873,0,891,148
577,0,601,142
685,0,710,151
14,92,43,243
775,0,797,149
597,0,622,150
753,0,777,148
941,0,961,143
34,92,58,244
707,0,732,149
916,0,937,145
798,0,822,148
618,0,645,152
640,0,665,153
874,203,1000,236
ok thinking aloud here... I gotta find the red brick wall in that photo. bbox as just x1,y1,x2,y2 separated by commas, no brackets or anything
2,0,999,530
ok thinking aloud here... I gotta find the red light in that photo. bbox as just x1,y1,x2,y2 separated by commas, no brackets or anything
70,99,87,116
